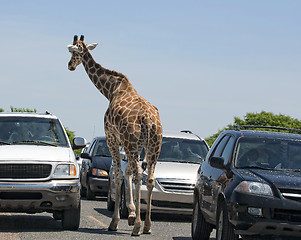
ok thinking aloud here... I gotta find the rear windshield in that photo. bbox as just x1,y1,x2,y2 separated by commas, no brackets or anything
235,137,301,170
157,137,209,164
0,117,68,147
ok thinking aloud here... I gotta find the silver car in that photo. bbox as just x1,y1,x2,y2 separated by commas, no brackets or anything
107,130,209,217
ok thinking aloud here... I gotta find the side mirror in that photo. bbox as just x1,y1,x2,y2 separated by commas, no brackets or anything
73,137,87,150
210,157,226,170
80,152,91,160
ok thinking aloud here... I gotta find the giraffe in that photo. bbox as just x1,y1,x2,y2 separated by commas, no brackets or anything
67,35,162,236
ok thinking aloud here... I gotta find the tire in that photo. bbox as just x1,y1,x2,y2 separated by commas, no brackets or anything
62,201,81,231
80,185,87,198
53,211,62,220
107,180,115,211
216,200,238,240
191,198,212,240
120,183,128,219
86,183,96,200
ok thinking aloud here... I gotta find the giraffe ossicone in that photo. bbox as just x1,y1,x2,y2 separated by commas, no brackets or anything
67,35,162,236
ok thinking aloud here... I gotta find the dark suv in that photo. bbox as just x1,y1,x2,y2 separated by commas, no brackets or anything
192,126,301,240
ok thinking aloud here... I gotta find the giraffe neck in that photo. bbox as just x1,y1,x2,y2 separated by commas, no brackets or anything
82,51,128,101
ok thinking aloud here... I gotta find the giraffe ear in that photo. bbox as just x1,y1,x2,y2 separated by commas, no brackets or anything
86,43,98,51
67,44,80,53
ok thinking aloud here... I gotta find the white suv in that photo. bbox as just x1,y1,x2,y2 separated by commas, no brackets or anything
0,112,86,230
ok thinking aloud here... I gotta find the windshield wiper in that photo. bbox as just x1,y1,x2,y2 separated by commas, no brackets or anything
95,154,111,157
12,140,58,147
0,141,11,145
239,165,271,170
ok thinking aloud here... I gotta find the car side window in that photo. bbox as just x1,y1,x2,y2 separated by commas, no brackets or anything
211,135,230,159
87,140,96,155
221,136,236,165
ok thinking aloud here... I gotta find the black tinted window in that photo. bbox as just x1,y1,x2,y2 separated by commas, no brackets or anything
211,136,230,158
235,137,301,170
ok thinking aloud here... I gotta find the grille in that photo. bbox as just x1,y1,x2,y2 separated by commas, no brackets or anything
0,164,52,179
151,200,192,209
156,178,195,193
273,209,301,222
279,188,301,203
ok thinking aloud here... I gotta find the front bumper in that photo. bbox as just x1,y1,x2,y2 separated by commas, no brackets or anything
89,177,109,195
229,190,301,237
140,184,193,215
0,180,80,213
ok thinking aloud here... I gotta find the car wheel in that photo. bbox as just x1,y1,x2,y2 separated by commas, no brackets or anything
62,201,81,231
216,200,238,240
120,183,128,219
191,198,212,240
80,185,87,198
86,183,96,200
53,211,63,220
107,180,115,211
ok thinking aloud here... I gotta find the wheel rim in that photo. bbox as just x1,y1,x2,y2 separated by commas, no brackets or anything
217,209,223,240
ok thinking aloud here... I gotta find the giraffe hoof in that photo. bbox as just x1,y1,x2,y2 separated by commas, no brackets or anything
108,226,118,232
108,223,118,231
128,215,136,226
143,228,151,234
131,230,141,236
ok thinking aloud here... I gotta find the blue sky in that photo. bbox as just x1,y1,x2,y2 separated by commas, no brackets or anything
1,1,301,142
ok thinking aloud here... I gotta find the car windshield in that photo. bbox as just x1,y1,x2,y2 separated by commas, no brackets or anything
0,116,68,147
235,137,301,171
156,137,208,164
94,140,111,157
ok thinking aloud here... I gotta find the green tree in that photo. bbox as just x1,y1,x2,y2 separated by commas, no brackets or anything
10,106,37,113
0,108,4,112
205,111,301,146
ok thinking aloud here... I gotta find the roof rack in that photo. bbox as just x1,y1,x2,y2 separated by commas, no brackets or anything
230,125,301,134
181,130,193,134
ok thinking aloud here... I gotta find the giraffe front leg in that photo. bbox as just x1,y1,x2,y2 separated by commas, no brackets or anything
108,168,122,231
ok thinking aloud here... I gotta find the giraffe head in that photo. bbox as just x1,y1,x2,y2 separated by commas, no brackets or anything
67,35,98,71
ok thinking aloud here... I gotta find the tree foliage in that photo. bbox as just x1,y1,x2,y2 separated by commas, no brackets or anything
205,111,301,146
10,106,37,113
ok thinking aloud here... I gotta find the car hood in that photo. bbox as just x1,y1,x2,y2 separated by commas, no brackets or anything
147,161,199,181
239,168,301,190
91,156,112,171
0,145,73,163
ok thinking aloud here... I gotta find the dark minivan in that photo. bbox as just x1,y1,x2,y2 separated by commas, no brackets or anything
192,126,301,240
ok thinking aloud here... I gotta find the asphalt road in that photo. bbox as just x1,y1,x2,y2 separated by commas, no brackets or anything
0,196,217,240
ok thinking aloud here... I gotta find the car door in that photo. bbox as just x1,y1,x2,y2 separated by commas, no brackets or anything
203,135,231,221
210,135,236,219
81,139,96,188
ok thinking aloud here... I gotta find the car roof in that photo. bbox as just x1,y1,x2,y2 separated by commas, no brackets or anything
0,112,58,119
223,128,301,141
163,131,204,141
92,131,205,142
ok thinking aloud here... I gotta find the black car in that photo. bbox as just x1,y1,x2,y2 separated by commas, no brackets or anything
80,136,112,200
192,126,301,240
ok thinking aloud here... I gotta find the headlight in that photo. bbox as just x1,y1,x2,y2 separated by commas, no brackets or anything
54,164,77,177
92,168,108,177
235,181,273,196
